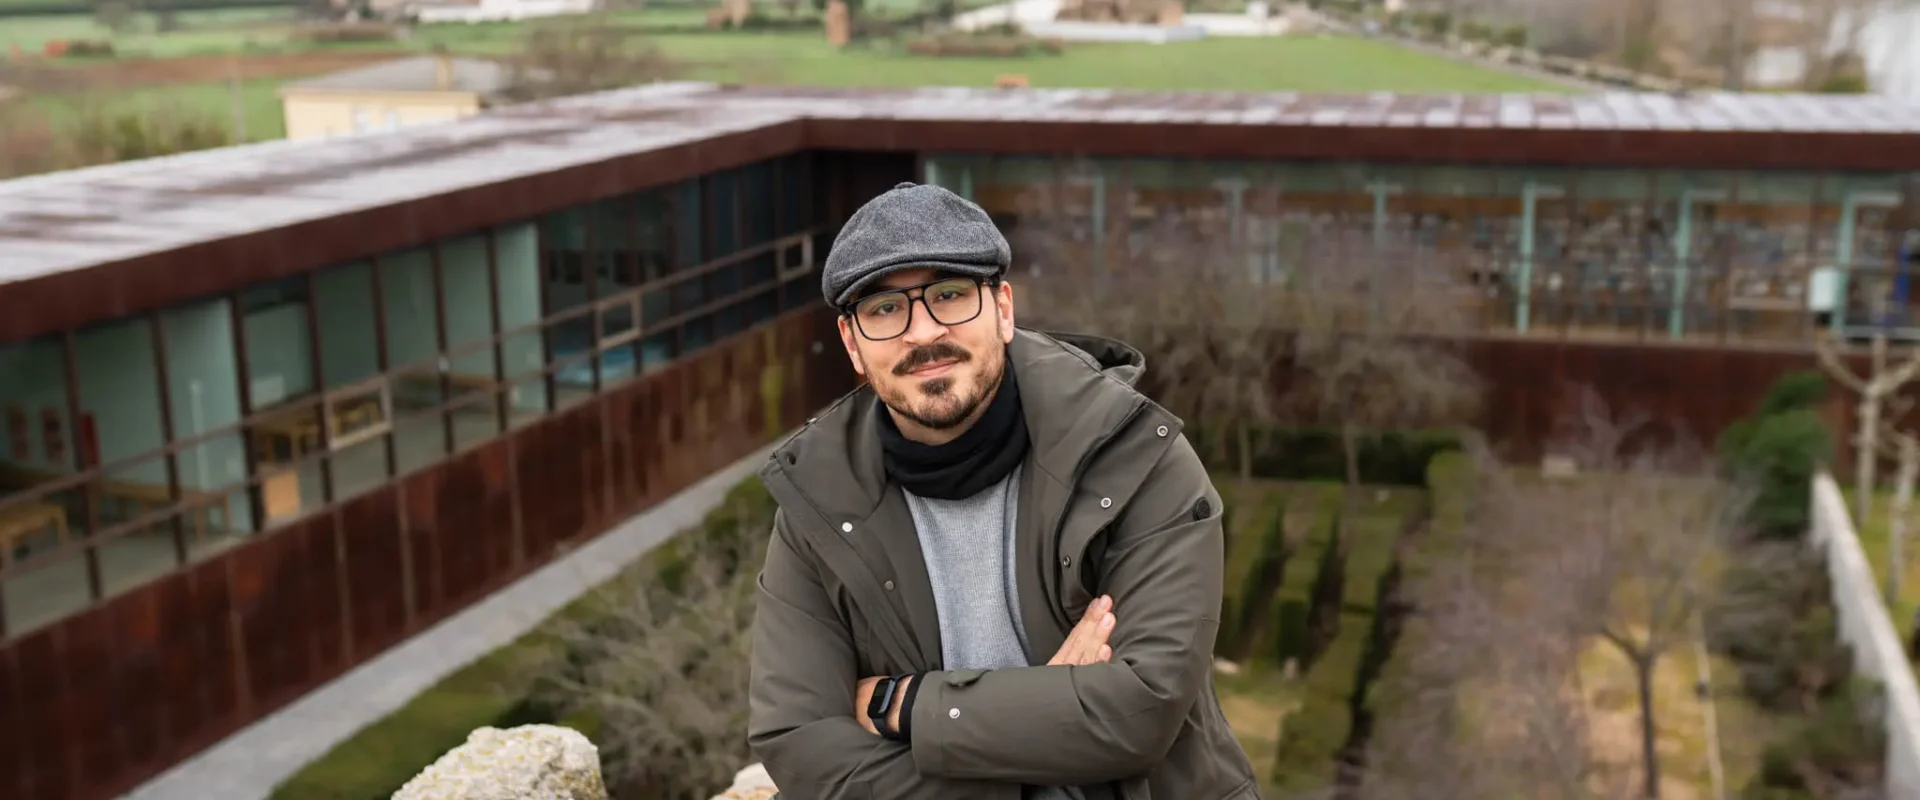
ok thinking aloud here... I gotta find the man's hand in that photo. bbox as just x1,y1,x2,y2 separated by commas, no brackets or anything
854,675,913,736
1048,594,1116,666
850,596,1116,736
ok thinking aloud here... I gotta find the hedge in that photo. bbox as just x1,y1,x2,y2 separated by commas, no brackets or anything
1194,425,1465,487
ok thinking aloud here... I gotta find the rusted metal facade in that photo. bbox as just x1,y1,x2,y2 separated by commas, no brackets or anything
3,83,1918,800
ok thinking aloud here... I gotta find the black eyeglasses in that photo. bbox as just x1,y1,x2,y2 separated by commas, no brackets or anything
844,276,990,341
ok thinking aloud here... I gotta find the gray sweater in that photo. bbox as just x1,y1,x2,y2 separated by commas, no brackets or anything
903,466,1084,800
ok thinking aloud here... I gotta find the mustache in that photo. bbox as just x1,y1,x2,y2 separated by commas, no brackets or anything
893,342,971,376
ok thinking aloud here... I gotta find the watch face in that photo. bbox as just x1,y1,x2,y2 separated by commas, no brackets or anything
867,678,896,719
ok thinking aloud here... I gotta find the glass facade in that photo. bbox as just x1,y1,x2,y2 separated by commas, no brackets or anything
0,153,817,638
926,155,1920,343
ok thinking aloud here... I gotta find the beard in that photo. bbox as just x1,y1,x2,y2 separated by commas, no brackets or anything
871,339,1005,431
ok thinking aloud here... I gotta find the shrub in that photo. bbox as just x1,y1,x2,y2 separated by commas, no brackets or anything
1748,678,1889,797
1274,598,1313,667
526,481,775,798
1726,409,1835,540
1301,511,1348,672
1226,499,1294,662
1196,426,1463,487
1719,371,1834,541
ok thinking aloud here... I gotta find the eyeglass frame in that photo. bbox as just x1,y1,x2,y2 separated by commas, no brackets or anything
839,274,1001,342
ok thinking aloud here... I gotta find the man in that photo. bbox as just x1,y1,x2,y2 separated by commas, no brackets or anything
748,182,1258,800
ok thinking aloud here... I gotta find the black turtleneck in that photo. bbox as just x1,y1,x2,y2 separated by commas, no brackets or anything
875,358,1030,500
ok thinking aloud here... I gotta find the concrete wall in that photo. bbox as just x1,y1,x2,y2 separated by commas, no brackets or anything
1809,472,1920,797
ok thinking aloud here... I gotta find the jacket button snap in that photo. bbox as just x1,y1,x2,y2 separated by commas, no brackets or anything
1099,497,1112,509
884,580,895,591
948,708,961,719
1060,556,1072,568
841,522,853,533
1156,425,1169,437
1192,498,1212,521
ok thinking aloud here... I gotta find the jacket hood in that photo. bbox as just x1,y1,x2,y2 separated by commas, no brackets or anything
1042,330,1146,389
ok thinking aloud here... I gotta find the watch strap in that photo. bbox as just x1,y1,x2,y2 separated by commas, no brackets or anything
895,671,925,742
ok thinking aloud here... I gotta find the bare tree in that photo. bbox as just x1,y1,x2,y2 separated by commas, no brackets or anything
1012,168,1287,526
1359,464,1601,800
526,499,767,799
1512,390,1752,800
1874,400,1918,604
1815,326,1920,524
1277,229,1483,506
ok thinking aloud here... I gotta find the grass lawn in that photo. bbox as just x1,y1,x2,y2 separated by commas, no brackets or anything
1576,631,1775,800
31,75,288,140
0,7,298,57
1846,486,1920,666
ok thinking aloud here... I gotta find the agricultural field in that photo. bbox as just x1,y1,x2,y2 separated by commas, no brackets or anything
1,4,1562,157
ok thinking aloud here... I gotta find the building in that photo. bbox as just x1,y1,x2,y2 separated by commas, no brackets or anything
3,82,1920,800
411,0,600,25
277,54,519,141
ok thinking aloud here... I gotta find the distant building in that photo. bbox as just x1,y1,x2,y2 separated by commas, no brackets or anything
411,0,599,24
277,54,518,141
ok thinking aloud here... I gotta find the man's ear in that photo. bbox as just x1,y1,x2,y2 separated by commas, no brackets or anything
996,281,1016,343
838,315,867,377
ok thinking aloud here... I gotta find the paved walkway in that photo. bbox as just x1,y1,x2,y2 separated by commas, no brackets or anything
124,443,778,800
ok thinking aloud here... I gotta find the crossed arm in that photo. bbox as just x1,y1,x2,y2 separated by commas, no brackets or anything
746,450,1224,799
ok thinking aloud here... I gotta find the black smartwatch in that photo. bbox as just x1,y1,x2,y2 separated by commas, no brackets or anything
866,672,913,741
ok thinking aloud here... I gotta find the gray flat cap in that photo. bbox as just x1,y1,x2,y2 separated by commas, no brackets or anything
822,181,1011,307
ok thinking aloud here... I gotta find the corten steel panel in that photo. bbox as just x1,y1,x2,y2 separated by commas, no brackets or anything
603,380,646,516
104,583,166,781
63,598,118,793
231,514,344,714
0,641,18,798
513,404,598,559
1452,338,1828,465
7,627,72,800
401,467,448,629
338,485,410,660
436,442,516,612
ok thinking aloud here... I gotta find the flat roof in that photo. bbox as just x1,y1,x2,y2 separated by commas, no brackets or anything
280,55,518,97
4,83,1920,341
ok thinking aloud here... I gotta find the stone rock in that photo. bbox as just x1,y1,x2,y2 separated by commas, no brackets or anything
711,762,779,800
394,725,608,800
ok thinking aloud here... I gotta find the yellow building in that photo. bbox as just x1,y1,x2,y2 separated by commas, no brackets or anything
277,55,516,142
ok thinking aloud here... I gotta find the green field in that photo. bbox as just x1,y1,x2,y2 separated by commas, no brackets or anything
0,7,298,56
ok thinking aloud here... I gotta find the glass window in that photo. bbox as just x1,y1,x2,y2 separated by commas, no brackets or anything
780,153,813,236
496,224,549,428
161,299,255,552
711,170,742,260
379,248,446,475
440,235,501,451
675,179,702,269
743,159,775,247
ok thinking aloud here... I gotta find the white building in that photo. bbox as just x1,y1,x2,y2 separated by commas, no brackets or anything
410,0,600,25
